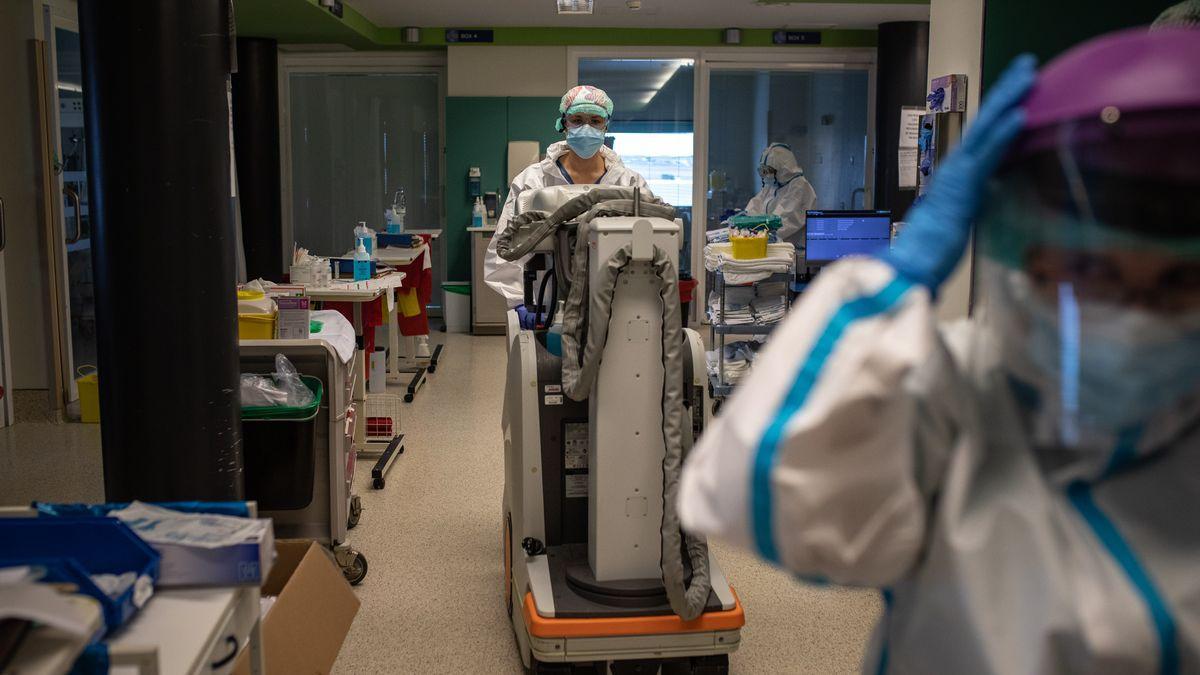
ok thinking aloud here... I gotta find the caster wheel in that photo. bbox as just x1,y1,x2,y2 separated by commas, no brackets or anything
404,393,414,403
373,477,385,490
347,495,362,529
689,655,729,675
711,400,723,416
529,658,572,674
342,552,368,585
428,365,437,374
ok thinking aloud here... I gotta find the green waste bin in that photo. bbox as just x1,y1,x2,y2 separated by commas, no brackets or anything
442,282,470,333
241,375,323,510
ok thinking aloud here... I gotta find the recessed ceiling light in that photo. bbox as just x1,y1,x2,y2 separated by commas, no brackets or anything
557,0,593,14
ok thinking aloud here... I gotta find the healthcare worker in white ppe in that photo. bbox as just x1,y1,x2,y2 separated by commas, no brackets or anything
743,143,817,250
485,85,653,329
680,28,1200,675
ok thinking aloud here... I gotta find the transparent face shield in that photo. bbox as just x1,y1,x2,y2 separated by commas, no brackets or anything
974,120,1200,448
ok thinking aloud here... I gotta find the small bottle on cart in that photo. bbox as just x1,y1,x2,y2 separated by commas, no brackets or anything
353,238,372,281
354,221,375,256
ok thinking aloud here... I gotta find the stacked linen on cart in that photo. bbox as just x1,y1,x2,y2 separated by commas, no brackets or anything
704,242,795,284
752,295,787,324
707,284,789,326
707,293,755,325
705,340,765,383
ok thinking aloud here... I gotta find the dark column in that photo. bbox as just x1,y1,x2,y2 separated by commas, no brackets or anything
232,37,283,281
80,0,242,501
874,21,930,219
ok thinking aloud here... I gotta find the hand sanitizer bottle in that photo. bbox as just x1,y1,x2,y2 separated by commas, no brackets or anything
354,221,375,256
388,188,407,234
472,197,486,227
353,238,372,281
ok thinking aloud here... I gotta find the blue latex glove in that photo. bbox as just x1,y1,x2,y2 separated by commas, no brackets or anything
884,54,1038,290
515,305,542,330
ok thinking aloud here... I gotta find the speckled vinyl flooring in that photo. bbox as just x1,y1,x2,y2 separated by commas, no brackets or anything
0,332,880,674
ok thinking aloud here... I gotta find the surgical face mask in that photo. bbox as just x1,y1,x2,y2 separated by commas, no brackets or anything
565,124,605,160
990,267,1200,437
758,167,777,187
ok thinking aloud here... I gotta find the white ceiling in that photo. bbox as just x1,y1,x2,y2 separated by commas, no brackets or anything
351,0,929,30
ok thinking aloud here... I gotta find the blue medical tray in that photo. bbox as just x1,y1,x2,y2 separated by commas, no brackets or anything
0,517,160,635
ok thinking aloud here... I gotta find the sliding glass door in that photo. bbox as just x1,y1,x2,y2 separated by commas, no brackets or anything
705,67,872,235
576,56,697,276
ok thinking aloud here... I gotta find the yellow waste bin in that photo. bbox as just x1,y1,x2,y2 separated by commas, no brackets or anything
77,366,100,424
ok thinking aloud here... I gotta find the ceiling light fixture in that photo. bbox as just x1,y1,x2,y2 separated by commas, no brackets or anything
638,59,689,106
626,0,642,9
557,0,593,14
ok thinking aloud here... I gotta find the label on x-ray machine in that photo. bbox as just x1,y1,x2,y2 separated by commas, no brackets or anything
564,423,589,498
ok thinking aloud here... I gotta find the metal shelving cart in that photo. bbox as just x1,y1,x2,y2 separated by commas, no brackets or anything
707,270,793,412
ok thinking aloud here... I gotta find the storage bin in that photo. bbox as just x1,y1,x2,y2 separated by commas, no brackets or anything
76,365,100,424
0,517,160,636
238,312,276,340
442,282,470,333
730,235,768,260
241,375,323,511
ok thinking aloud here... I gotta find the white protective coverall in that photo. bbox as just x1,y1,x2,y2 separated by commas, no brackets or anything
744,144,818,250
679,256,1200,674
484,140,653,308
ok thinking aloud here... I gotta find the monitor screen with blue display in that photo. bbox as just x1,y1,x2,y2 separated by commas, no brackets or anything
804,210,892,263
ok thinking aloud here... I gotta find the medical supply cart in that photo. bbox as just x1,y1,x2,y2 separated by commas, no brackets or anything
304,275,407,491
707,270,793,413
239,339,367,584
373,234,446,402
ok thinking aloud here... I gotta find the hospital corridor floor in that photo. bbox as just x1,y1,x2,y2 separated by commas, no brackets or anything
0,332,881,674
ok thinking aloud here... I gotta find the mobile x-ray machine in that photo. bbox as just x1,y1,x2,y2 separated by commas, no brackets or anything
499,186,743,674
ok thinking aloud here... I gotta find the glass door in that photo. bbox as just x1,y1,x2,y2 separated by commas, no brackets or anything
46,18,93,405
576,57,697,276
705,67,873,235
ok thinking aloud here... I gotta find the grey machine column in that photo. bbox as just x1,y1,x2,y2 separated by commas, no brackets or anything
79,0,243,501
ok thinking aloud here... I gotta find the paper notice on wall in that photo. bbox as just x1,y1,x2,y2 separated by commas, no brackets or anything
898,106,923,190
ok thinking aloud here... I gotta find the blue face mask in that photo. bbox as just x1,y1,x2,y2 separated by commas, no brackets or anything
1024,296,1200,432
566,125,606,159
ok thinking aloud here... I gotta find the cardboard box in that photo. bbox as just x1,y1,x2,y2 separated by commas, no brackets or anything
275,297,311,340
928,73,968,113
234,540,360,675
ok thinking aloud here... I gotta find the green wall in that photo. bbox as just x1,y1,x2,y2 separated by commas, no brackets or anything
444,97,561,280
982,0,1177,89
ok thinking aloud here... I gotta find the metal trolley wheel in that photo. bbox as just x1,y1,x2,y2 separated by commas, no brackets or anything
340,550,368,586
347,495,363,529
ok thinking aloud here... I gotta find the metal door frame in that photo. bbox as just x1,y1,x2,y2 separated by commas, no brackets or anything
38,0,82,408
568,47,876,321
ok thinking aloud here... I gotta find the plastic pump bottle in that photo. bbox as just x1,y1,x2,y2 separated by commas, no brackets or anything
354,221,375,256
387,188,407,234
353,238,372,281
472,197,486,227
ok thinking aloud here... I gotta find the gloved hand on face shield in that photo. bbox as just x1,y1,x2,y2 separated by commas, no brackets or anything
883,54,1039,290
515,305,543,330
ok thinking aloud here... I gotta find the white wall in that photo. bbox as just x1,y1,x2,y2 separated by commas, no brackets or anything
447,46,568,97
926,0,984,321
0,0,53,391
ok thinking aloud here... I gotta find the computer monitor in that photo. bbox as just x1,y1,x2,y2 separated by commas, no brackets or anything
804,210,892,264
